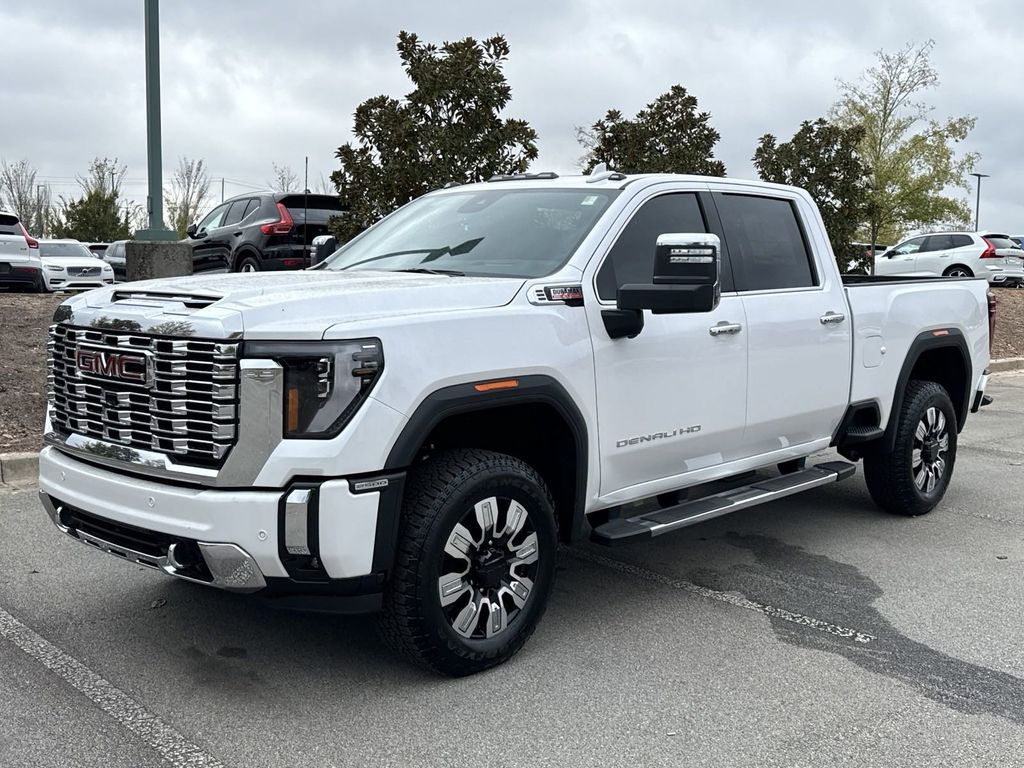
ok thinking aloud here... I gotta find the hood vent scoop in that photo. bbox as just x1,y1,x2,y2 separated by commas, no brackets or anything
110,291,221,310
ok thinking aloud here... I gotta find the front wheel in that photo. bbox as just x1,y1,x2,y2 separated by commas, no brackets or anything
379,449,557,676
863,380,957,516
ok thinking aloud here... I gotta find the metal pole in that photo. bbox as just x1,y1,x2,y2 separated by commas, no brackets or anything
136,0,175,240
970,172,990,232
221,177,225,202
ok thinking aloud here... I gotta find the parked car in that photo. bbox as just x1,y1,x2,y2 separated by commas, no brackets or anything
102,239,128,281
875,231,1024,286
39,239,115,291
1011,235,1024,249
0,209,43,291
40,171,993,675
86,242,110,257
183,192,344,273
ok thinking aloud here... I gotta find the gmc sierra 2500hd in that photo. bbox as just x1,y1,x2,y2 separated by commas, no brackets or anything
39,171,992,676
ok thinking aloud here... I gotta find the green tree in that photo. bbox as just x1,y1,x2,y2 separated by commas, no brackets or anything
753,118,870,264
832,40,978,249
50,190,132,242
578,85,726,176
330,31,538,242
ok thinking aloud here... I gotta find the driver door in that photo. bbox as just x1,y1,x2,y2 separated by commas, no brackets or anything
585,189,748,499
190,203,231,273
875,236,925,275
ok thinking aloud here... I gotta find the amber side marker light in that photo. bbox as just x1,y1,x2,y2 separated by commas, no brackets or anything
474,379,520,393
286,387,301,432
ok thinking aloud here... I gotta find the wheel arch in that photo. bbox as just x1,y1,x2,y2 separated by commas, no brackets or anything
942,264,974,277
384,376,589,543
885,329,972,450
231,245,262,271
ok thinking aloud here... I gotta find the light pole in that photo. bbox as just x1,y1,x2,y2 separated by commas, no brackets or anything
970,172,990,232
135,0,176,241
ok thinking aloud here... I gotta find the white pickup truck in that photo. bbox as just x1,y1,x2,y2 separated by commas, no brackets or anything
38,172,993,675
0,209,43,292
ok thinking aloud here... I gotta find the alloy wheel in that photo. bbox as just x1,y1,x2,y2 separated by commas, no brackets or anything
912,406,949,493
437,496,540,640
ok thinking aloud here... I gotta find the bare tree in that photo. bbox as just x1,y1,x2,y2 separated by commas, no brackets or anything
315,173,335,195
164,156,212,238
0,159,50,235
78,157,127,196
268,162,299,192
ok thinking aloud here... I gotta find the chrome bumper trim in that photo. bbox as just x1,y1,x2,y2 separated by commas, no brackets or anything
40,491,267,593
44,358,283,487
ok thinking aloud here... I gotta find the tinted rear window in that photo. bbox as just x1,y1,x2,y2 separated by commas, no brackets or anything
949,235,973,248
987,236,1019,249
716,194,816,291
280,194,344,212
0,213,20,235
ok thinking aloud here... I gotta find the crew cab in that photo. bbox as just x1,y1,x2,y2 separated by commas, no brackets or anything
38,172,992,676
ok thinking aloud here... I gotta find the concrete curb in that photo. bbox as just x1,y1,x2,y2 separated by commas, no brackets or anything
0,452,39,486
991,357,1024,373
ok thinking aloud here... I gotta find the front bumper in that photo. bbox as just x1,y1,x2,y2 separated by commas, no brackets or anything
38,446,400,609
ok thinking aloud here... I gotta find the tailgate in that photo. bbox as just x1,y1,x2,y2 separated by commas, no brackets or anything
0,234,31,262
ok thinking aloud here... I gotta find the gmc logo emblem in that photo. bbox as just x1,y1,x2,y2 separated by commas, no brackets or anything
74,348,148,383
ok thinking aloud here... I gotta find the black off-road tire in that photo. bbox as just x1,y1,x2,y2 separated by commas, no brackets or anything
863,380,957,516
378,448,558,676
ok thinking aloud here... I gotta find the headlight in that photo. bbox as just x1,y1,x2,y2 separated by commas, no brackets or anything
45,265,64,272
244,339,383,438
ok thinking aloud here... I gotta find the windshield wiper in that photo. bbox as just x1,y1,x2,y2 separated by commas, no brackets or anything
340,237,485,270
395,268,465,277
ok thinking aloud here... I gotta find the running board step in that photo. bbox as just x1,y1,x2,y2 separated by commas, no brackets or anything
591,461,857,546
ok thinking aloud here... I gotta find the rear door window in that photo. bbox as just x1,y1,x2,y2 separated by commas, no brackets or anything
241,198,260,221
222,200,248,227
715,194,816,291
949,235,973,249
922,235,952,252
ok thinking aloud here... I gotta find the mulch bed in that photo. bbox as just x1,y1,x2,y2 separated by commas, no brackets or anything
1,287,1022,454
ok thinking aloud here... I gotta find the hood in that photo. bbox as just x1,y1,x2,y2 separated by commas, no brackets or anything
64,270,524,340
43,256,110,269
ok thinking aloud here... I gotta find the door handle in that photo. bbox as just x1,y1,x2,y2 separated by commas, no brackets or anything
709,322,742,336
233,231,244,237
820,311,846,325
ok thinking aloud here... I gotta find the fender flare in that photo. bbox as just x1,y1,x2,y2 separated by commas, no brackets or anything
384,375,589,541
885,328,972,450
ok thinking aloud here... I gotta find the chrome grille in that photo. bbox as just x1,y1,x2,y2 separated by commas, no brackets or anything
69,266,101,277
48,324,240,465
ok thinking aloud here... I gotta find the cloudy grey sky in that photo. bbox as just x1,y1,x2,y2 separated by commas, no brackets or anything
1,0,1021,235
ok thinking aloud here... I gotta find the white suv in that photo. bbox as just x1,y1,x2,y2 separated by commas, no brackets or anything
876,232,1024,286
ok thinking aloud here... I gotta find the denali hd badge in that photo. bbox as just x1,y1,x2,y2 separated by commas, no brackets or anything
74,347,149,384
616,426,701,448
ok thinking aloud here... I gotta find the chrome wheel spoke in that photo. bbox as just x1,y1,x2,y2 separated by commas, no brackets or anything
453,592,483,638
501,500,528,539
912,448,923,468
915,420,927,441
915,466,928,490
484,596,508,638
444,522,478,563
438,572,471,607
508,531,539,566
938,435,949,451
506,577,533,609
474,497,499,539
935,410,946,435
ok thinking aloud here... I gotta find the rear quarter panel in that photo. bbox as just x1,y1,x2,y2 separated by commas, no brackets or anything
846,278,990,429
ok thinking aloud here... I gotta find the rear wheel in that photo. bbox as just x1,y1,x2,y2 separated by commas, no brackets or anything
379,449,557,676
863,380,957,516
236,256,260,273
943,265,973,278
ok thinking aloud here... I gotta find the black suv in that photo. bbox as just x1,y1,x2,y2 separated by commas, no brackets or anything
185,192,344,273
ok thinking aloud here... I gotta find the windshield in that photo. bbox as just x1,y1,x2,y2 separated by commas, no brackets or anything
322,188,619,278
40,242,93,258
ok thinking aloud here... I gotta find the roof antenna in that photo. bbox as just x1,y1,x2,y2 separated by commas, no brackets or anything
586,162,627,183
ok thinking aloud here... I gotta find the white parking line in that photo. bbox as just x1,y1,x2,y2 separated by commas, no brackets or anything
0,606,225,768
565,547,876,644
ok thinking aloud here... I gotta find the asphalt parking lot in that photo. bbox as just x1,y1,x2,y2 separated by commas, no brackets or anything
2,373,1023,767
